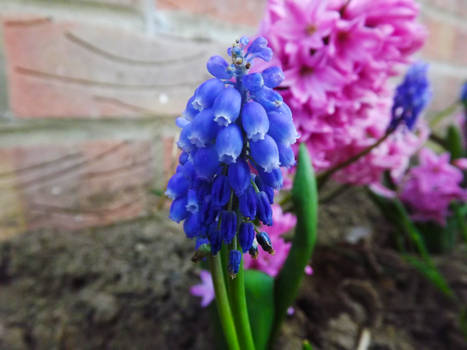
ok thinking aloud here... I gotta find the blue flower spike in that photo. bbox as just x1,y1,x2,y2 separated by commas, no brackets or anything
166,36,296,278
388,62,431,132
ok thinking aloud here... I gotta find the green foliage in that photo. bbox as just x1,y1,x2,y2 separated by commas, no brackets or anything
270,144,318,342
445,125,465,159
244,270,275,350
302,340,313,350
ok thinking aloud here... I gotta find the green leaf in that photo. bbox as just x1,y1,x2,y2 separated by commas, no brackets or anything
445,125,465,159
302,340,313,350
244,270,274,350
404,254,455,298
271,144,318,341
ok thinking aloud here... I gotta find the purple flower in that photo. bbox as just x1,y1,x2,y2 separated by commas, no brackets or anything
190,270,215,307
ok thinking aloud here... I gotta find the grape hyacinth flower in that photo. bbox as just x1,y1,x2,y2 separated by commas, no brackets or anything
388,62,432,132
166,37,298,278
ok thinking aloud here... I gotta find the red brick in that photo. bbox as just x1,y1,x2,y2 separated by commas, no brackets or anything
0,139,154,233
158,0,266,27
426,69,465,112
2,15,220,118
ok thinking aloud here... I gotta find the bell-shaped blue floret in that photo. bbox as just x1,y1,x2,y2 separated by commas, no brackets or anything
196,237,210,250
177,123,195,153
268,109,298,146
199,199,218,226
252,87,283,111
165,172,189,200
188,109,219,148
255,175,274,204
186,189,199,213
258,167,283,190
239,186,257,219
220,210,237,244
182,96,199,121
248,241,259,258
184,212,201,238
228,159,250,196
192,79,225,111
242,73,264,92
256,231,274,254
277,143,296,168
216,124,243,164
207,55,233,80
246,37,273,62
176,116,190,129
257,191,273,226
228,249,242,276
262,66,284,88
179,152,189,165
208,224,223,255
193,146,219,179
169,196,189,223
239,222,255,253
212,87,242,126
211,175,231,207
241,101,269,141
250,135,280,173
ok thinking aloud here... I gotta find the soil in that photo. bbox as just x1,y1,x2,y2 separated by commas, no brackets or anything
0,190,466,350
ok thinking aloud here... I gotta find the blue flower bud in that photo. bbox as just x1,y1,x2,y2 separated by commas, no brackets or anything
257,191,273,226
239,222,255,253
277,143,296,168
216,124,243,164
207,55,233,80
248,240,259,259
196,237,210,250
460,82,467,105
165,172,189,199
192,79,224,111
228,159,250,196
241,101,269,141
242,73,264,92
186,189,199,213
256,231,274,254
250,135,280,173
239,185,257,219
184,212,201,238
193,146,219,179
169,196,189,223
208,224,223,255
255,175,274,204
177,123,195,153
199,199,219,226
176,116,190,129
247,37,273,62
220,210,237,244
188,108,219,147
262,66,284,88
179,151,189,165
211,175,231,207
252,87,283,111
258,167,283,190
267,109,298,146
182,96,199,121
239,36,249,46
228,249,242,276
212,87,242,126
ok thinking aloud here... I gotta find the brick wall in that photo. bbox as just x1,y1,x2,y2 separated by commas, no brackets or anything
0,0,465,237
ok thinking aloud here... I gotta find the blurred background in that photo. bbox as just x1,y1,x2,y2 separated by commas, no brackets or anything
0,0,466,349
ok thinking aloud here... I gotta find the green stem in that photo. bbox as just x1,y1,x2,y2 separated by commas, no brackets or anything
230,250,256,350
317,130,392,189
429,133,448,149
429,101,459,129
209,254,241,350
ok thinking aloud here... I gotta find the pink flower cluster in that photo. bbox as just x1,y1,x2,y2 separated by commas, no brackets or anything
258,0,428,184
400,148,467,225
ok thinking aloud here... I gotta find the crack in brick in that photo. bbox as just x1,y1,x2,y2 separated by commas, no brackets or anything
15,66,203,90
65,31,207,66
